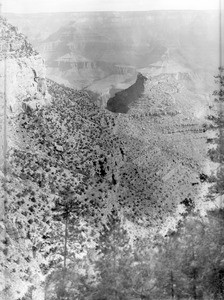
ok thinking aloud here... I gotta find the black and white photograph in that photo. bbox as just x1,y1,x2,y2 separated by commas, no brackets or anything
0,0,224,299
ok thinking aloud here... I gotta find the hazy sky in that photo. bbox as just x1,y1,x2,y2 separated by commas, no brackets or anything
2,0,220,13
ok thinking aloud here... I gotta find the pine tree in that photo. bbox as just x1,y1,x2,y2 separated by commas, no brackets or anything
93,212,134,300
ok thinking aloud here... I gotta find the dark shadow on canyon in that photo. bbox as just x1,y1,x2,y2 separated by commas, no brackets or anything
106,73,147,113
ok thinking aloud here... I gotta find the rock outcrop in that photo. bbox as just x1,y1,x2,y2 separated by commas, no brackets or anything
0,16,51,166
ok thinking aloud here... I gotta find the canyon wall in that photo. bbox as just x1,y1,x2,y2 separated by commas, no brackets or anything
0,17,51,168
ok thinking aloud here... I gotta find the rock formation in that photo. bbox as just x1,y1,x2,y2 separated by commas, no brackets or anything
0,16,52,163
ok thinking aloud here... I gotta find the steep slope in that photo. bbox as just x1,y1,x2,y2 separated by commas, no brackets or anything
0,16,51,155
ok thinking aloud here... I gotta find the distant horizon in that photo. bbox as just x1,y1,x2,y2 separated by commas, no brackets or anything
3,9,221,15
2,0,221,14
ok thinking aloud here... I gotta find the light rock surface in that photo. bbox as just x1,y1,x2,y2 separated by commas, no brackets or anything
0,55,51,169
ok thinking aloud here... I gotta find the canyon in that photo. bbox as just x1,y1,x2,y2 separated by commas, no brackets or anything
0,10,222,300
6,10,219,100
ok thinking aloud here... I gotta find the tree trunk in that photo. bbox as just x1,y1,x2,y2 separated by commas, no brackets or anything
193,279,197,300
170,271,175,300
63,216,68,278
192,252,197,300
218,270,224,297
60,214,69,300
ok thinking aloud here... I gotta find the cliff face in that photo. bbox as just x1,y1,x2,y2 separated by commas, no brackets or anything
0,16,51,112
0,17,51,166
0,56,47,112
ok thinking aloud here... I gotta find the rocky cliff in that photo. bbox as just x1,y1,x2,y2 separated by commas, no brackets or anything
0,16,51,166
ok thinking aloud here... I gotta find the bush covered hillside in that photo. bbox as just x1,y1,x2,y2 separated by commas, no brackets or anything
2,74,224,300
1,16,224,300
